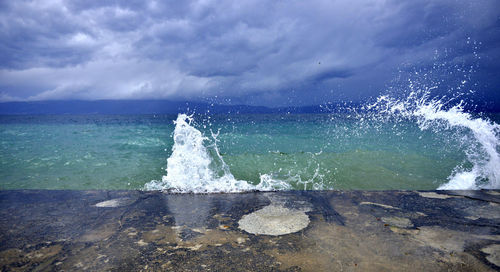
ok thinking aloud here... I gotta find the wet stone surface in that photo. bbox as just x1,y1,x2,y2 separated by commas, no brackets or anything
0,190,499,271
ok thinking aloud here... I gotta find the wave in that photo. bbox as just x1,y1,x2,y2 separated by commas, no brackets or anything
367,90,500,190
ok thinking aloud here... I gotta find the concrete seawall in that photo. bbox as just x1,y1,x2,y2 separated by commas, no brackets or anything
0,190,499,271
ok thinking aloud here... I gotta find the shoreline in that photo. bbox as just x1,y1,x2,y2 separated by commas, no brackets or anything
1,189,499,271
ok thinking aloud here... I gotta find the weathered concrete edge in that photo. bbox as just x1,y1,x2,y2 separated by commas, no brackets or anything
1,189,499,271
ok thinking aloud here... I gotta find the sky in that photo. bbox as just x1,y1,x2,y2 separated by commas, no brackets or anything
0,0,499,107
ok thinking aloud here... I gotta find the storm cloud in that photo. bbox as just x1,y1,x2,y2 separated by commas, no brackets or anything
0,0,499,106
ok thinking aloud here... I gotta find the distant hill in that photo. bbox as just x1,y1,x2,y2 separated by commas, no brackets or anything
0,100,332,115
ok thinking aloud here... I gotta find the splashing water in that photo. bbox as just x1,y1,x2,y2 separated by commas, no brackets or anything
368,90,500,190
144,114,290,193
144,94,500,193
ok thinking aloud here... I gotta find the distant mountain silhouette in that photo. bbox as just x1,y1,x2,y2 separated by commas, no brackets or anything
0,100,496,115
0,100,332,115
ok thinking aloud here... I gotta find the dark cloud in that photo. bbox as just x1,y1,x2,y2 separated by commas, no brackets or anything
0,0,499,106
312,68,354,82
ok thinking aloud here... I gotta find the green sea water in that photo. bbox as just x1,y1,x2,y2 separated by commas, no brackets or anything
1,111,498,191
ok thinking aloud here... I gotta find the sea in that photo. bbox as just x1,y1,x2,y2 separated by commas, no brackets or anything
1,90,499,192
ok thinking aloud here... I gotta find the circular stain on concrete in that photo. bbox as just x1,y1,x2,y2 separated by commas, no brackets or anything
238,204,310,236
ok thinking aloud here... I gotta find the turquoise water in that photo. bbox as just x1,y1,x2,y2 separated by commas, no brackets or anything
0,115,172,189
1,111,498,191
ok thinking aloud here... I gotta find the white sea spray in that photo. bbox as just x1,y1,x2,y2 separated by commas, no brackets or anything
368,90,500,190
144,114,291,193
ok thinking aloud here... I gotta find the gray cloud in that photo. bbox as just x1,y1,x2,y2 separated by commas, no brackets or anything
0,0,499,105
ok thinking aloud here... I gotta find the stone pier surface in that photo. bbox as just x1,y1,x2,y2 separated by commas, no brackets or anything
0,190,499,271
